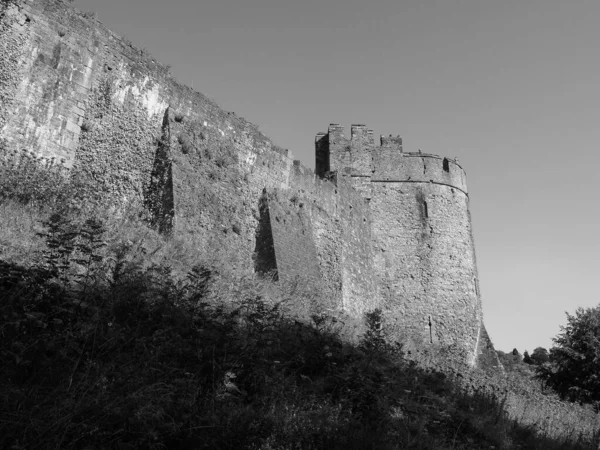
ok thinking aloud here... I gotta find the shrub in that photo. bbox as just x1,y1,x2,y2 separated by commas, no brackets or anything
530,347,550,365
80,120,93,132
537,306,600,407
178,134,193,154
81,10,97,20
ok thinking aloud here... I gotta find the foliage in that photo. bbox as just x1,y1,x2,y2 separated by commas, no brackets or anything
0,155,87,213
537,307,600,408
81,10,97,20
531,347,550,365
496,349,524,372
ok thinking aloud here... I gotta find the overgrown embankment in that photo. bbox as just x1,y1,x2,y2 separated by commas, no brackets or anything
0,161,599,449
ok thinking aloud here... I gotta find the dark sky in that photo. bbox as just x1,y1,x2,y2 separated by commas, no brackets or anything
73,0,600,353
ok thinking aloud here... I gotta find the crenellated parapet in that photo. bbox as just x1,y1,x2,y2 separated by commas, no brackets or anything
372,152,467,194
315,124,467,195
315,124,375,179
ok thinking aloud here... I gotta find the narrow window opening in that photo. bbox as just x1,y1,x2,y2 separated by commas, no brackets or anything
474,278,479,296
423,201,428,218
428,316,433,344
443,158,450,172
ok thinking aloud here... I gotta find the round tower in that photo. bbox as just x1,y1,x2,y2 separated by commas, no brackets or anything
369,142,483,365
315,124,493,367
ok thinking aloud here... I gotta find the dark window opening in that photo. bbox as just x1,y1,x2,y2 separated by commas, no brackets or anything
443,158,450,172
423,201,428,218
428,316,433,344
474,278,479,296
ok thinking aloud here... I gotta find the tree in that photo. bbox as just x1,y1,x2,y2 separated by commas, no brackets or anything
523,351,533,364
530,347,549,365
496,349,525,372
537,306,600,407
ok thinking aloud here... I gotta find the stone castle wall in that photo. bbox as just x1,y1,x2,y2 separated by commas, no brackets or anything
0,0,498,368
0,0,297,271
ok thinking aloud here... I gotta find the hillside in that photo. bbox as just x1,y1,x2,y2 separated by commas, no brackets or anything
0,165,599,449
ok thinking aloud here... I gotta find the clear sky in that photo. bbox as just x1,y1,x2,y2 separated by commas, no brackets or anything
72,0,600,354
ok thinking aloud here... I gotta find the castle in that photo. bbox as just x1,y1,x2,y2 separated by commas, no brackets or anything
0,0,498,367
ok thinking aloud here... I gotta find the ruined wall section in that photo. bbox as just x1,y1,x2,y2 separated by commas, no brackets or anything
287,166,343,310
261,188,323,298
475,323,503,370
0,0,303,272
73,61,164,208
0,0,94,165
0,1,32,151
165,107,296,270
265,166,380,317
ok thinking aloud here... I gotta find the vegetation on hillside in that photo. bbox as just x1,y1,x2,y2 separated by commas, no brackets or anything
536,306,600,409
1,159,599,449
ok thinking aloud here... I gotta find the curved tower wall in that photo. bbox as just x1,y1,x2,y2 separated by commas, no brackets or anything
316,124,488,365
370,155,482,360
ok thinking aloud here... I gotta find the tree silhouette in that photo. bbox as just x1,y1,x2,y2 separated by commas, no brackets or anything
537,306,600,408
531,347,549,365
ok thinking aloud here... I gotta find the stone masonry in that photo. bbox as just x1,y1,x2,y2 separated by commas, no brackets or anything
0,0,499,368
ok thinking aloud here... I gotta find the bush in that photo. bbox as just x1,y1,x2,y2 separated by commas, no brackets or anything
178,134,193,154
530,347,550,365
537,306,600,408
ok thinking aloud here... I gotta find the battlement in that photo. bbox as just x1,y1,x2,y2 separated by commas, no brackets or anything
372,153,467,194
315,124,467,194
350,124,371,142
380,134,403,148
315,124,404,178
316,124,376,179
